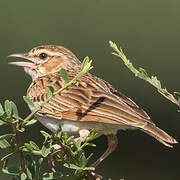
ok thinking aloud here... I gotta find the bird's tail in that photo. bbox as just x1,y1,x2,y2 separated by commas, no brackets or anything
141,123,177,148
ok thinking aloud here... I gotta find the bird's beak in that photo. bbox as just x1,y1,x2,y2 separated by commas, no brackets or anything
8,53,34,68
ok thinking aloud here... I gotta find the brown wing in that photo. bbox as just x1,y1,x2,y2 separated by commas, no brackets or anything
27,72,152,128
27,72,177,147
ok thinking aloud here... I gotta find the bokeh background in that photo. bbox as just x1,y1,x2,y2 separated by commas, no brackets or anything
0,0,180,179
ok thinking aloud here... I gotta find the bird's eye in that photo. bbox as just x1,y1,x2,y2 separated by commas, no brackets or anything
39,53,48,59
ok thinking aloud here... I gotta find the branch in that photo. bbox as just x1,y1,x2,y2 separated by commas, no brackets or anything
109,40,180,111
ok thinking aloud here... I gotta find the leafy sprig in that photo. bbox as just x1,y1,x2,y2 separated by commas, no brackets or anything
0,56,97,179
109,40,180,111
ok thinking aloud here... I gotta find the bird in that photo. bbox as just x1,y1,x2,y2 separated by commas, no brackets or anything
8,45,177,167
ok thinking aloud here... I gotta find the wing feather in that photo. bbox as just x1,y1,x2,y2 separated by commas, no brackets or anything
27,72,152,128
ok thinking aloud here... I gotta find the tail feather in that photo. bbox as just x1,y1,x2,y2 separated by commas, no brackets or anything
141,123,177,148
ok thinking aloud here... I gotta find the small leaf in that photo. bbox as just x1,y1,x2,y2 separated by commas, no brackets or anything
41,102,50,108
41,172,63,180
2,165,20,176
25,154,36,179
20,172,27,180
1,152,15,161
4,100,12,117
0,120,6,126
84,166,95,171
46,89,52,99
151,76,161,88
137,68,149,80
86,142,96,147
174,92,180,96
26,168,33,179
177,97,180,105
56,126,62,139
60,68,69,83
0,103,4,116
139,67,148,76
11,101,19,118
40,130,51,142
81,56,89,70
41,143,51,157
63,163,81,170
0,139,11,149
29,141,40,151
23,96,34,107
39,157,43,166
46,82,54,99
79,152,87,167
174,92,180,105
25,119,37,127
24,143,33,151
81,57,93,73
0,134,15,141
75,139,82,149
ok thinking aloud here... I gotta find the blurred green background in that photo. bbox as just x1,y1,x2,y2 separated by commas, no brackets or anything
0,0,180,179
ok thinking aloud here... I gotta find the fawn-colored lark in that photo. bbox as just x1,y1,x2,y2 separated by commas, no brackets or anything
8,45,177,167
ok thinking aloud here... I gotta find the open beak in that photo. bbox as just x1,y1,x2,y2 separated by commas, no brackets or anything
8,53,34,68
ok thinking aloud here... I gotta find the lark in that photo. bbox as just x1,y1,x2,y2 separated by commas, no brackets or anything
8,45,177,167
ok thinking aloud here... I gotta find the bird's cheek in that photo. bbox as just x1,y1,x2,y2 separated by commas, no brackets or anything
41,57,66,73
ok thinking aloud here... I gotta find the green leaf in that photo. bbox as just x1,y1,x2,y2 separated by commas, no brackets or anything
41,143,51,157
0,120,6,126
83,166,95,171
41,102,50,108
11,101,19,118
4,100,12,117
46,89,52,99
41,172,63,180
63,163,81,170
151,76,161,88
174,92,180,105
79,152,87,167
81,57,93,73
2,160,20,175
139,67,148,76
24,143,33,151
1,152,15,161
86,142,96,147
40,130,51,143
23,96,35,108
74,139,82,149
29,141,40,151
174,92,180,96
56,126,62,139
60,68,69,83
46,82,54,99
25,154,36,179
0,139,11,149
0,103,4,116
20,172,27,180
0,134,15,140
26,168,33,179
81,56,89,70
25,119,37,126
137,68,149,80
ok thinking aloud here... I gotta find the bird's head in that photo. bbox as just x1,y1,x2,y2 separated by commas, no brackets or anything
8,45,81,80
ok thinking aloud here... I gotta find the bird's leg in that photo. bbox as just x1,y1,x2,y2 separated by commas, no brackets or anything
91,134,118,168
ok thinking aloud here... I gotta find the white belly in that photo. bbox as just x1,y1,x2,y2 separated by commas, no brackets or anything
37,115,135,136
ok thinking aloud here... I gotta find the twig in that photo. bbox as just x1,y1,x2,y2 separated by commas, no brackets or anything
12,124,25,172
109,40,180,110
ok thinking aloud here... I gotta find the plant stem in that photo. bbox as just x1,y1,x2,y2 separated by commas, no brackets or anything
12,124,25,172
